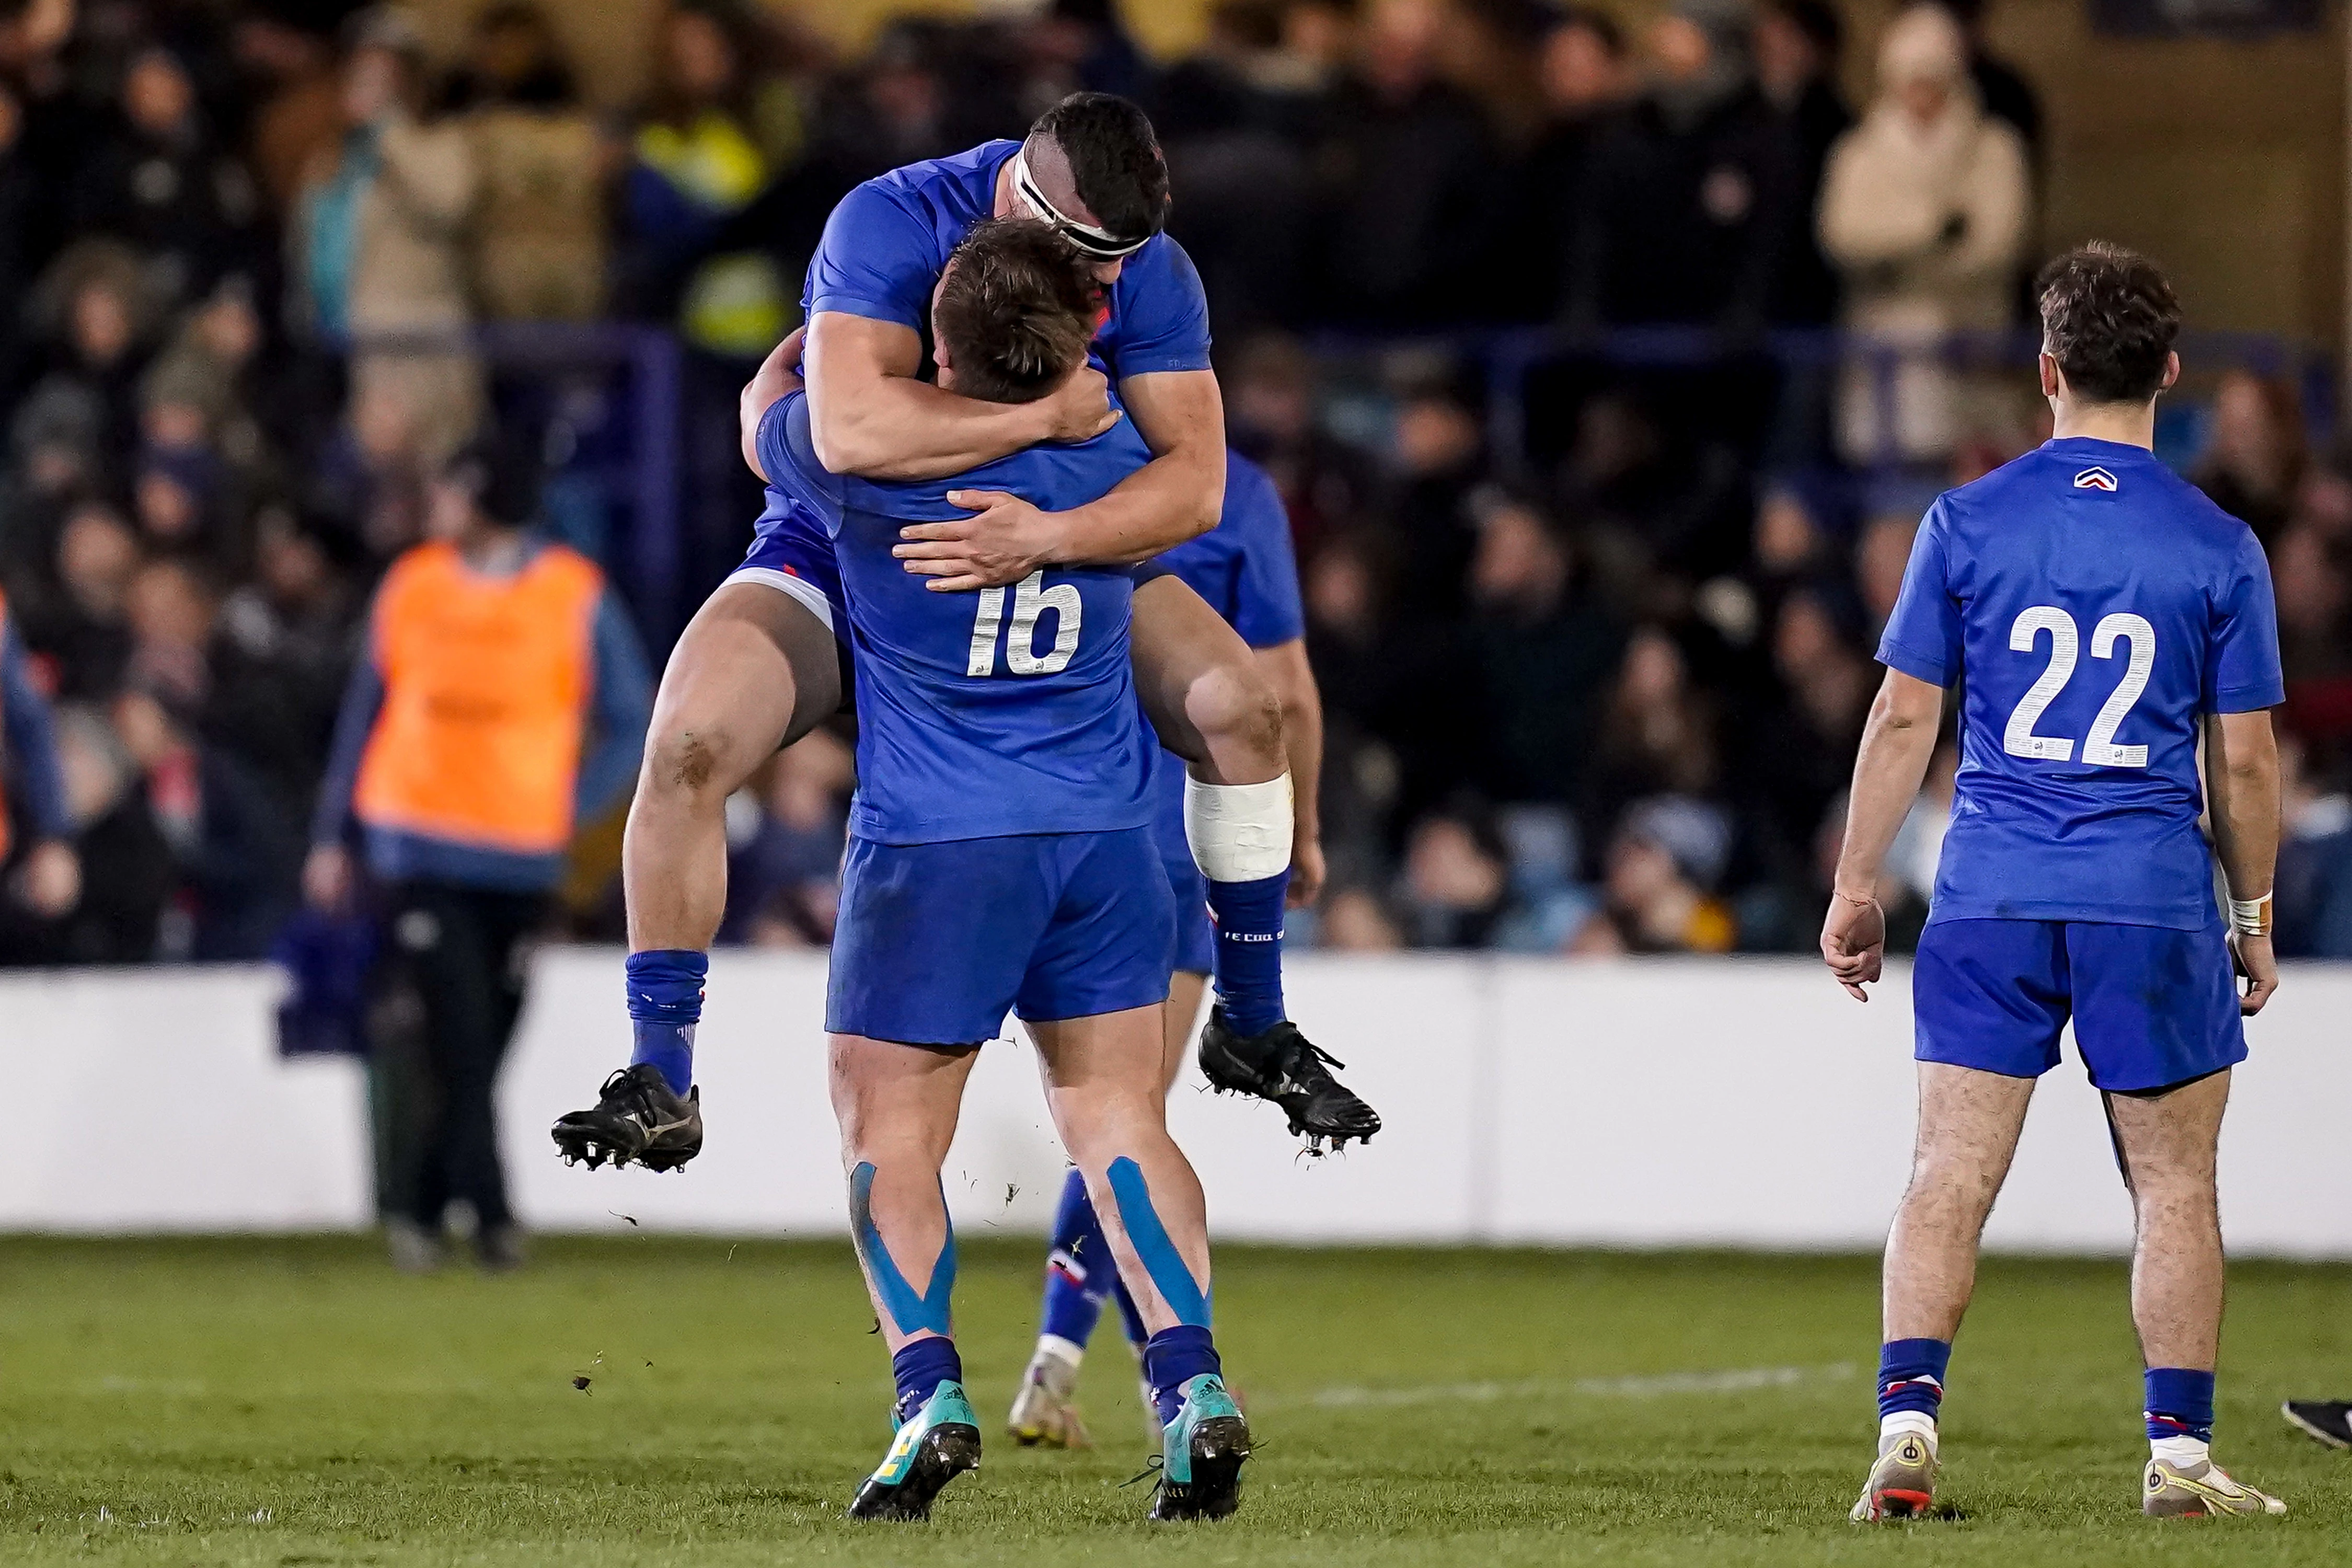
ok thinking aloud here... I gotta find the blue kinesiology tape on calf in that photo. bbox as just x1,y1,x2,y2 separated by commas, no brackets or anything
1105,1157,1210,1328
849,1162,957,1338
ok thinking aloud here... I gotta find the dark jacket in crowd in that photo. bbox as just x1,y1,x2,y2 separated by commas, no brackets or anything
1312,78,1501,326
1568,85,1803,329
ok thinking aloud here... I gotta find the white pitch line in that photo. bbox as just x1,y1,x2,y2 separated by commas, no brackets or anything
1281,1362,1857,1411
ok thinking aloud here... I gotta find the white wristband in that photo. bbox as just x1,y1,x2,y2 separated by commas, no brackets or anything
2229,893,2273,938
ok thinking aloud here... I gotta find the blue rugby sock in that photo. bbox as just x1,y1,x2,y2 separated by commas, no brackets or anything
625,949,705,1095
1207,871,1288,1036
1878,1338,1951,1422
1040,1169,1116,1349
892,1336,963,1425
1142,1325,1221,1427
2145,1367,2215,1445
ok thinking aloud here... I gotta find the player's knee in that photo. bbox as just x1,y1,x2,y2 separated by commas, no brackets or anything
1184,664,1283,766
643,725,742,806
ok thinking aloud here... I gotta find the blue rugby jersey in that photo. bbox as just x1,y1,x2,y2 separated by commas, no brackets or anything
1879,436,2283,929
804,138,1210,391
757,390,1159,845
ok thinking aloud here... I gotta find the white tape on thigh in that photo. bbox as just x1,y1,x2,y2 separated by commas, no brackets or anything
1184,774,1294,883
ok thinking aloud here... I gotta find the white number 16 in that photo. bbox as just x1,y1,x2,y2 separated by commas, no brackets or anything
2003,605,2153,768
966,569,1082,678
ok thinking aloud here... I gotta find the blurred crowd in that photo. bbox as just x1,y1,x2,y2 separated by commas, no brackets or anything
0,0,2344,965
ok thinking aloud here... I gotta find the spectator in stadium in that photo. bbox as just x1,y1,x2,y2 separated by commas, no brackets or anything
210,504,362,810
291,6,481,467
0,78,40,399
447,2,607,323
1311,0,1501,325
1460,487,1623,807
1563,0,1801,333
110,684,298,961
1817,2,2029,467
1512,6,1630,320
1396,797,1522,950
2193,370,2305,547
1937,0,2041,165
0,575,80,951
1753,0,1849,329
2268,524,2351,682
2270,732,2352,959
122,554,217,713
1738,583,1874,884
1569,793,1737,953
21,239,158,472
305,433,653,1273
14,496,139,700
617,0,797,355
1583,621,1721,846
66,42,263,307
1854,509,1919,632
1152,0,1317,331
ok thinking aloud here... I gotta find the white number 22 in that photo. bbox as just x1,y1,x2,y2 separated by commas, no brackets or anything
2003,605,2153,768
966,569,1082,678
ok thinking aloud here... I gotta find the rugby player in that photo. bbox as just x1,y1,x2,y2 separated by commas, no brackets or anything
1006,446,1338,1448
752,217,1248,1522
552,92,1376,1173
1824,244,2287,1520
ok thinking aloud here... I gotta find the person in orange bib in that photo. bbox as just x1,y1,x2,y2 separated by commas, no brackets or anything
306,433,652,1273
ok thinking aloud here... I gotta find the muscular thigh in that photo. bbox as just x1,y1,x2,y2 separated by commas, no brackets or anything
651,582,844,792
1127,573,1255,765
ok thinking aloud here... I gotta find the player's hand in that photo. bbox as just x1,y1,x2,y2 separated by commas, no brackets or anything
896,492,1069,592
1036,365,1119,445
1819,890,1886,1001
2230,931,2278,1016
1287,834,1326,909
14,839,79,918
304,844,354,912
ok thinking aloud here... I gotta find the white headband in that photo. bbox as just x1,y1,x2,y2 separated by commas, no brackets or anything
1011,144,1151,261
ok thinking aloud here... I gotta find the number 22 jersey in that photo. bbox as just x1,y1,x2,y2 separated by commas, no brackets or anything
1878,435,2284,929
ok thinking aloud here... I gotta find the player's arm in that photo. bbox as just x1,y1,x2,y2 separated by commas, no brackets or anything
1821,668,1947,1000
1254,636,1324,907
895,368,1226,592
802,312,1115,481
740,328,806,481
2205,707,2281,1015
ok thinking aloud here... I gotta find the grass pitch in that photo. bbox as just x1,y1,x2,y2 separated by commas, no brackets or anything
1,1237,2348,1565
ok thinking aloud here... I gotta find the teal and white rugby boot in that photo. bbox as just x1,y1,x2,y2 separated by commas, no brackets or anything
1146,1373,1251,1521
848,1381,982,1521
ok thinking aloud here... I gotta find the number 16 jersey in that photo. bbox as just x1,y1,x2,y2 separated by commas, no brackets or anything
756,389,1159,846
1879,435,2283,930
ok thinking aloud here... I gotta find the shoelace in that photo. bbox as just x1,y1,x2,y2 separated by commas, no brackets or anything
1117,1454,1166,1491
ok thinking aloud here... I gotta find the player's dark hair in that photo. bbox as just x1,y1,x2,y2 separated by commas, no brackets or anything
933,218,1102,406
1028,91,1170,244
2034,243,2181,405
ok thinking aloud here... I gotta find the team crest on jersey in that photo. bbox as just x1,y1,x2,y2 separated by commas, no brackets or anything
2073,466,2119,491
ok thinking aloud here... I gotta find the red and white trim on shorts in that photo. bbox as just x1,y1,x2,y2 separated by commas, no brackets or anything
725,564,835,635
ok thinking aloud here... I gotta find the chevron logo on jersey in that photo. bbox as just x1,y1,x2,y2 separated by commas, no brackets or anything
2073,466,2119,491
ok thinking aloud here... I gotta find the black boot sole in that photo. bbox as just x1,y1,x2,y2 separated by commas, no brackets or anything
848,1424,982,1521
1149,1415,1250,1521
